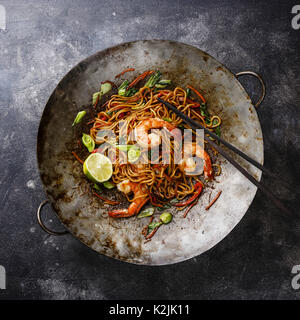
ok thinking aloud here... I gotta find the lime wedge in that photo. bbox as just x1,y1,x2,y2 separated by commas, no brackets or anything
83,153,113,183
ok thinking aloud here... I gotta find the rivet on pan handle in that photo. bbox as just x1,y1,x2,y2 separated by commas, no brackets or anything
37,200,69,236
236,71,266,108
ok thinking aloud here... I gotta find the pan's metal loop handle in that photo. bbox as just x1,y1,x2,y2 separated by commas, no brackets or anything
37,200,68,236
236,71,266,108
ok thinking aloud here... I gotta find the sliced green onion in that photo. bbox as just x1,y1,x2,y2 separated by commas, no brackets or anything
137,207,155,218
82,133,95,152
186,88,191,97
128,146,141,163
116,145,131,152
160,212,173,224
155,84,167,89
103,181,115,189
100,82,112,95
155,79,171,88
72,111,86,126
148,221,163,232
162,117,172,123
158,79,171,85
92,92,101,105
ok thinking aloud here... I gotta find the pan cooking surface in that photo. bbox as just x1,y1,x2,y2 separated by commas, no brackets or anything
37,40,263,265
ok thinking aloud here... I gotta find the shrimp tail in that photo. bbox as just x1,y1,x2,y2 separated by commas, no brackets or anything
108,197,149,218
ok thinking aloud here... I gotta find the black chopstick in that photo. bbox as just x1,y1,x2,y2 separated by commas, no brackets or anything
157,97,292,216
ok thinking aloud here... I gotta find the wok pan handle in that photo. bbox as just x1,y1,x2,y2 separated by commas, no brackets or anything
37,200,68,236
236,71,266,108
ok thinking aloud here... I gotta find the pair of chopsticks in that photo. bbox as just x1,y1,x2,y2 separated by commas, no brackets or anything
157,97,292,216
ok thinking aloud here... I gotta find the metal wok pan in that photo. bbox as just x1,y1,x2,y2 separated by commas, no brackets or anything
36,40,265,265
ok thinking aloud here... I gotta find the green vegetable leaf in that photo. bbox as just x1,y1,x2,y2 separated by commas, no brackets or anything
72,111,86,126
148,221,163,232
103,181,115,189
125,88,138,97
186,88,191,97
137,207,155,219
145,71,161,88
118,80,129,96
215,126,221,137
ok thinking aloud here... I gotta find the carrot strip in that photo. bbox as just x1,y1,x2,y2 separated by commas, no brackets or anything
145,226,160,240
92,191,120,205
142,216,154,236
183,198,199,218
115,68,135,78
187,85,206,103
205,190,222,210
72,151,84,164
128,70,154,88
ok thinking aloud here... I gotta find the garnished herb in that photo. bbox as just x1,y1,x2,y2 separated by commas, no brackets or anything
72,111,86,126
137,207,155,219
162,117,172,123
82,133,95,152
145,71,161,88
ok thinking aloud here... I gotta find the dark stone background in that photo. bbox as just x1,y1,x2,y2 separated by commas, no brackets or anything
0,0,299,299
